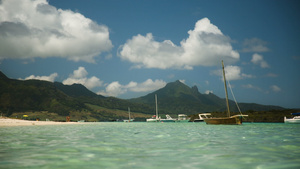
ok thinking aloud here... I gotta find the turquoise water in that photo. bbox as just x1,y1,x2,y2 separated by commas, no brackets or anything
0,123,300,169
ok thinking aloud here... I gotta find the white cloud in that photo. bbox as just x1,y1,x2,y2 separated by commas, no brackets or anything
242,38,269,53
205,90,213,94
251,53,269,68
179,79,186,84
98,81,126,97
118,18,239,69
242,84,262,92
24,73,58,82
212,65,254,81
129,79,167,92
63,67,103,89
98,79,166,97
0,0,113,62
270,85,281,92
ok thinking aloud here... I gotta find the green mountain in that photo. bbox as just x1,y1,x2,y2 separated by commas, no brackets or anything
0,71,285,121
0,71,152,121
129,80,284,116
0,72,85,116
54,82,101,98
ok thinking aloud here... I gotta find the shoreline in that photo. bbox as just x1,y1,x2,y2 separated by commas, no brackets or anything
0,117,82,127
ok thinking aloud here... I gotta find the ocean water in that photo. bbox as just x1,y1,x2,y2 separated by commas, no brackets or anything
0,123,300,169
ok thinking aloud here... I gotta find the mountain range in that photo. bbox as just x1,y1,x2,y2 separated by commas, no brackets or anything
129,80,284,115
0,71,284,121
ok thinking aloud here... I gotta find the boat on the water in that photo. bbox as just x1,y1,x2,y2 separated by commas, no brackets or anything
284,113,300,123
160,114,176,122
204,61,248,125
146,94,160,122
176,114,190,122
193,113,211,122
124,107,134,122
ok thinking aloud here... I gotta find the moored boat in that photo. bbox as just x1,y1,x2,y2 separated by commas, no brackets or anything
204,61,248,125
204,115,244,125
284,113,300,123
160,114,176,122
124,107,134,122
193,113,211,122
176,114,190,122
146,115,160,122
146,94,161,122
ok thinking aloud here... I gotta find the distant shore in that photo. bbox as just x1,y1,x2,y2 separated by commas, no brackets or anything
0,117,81,127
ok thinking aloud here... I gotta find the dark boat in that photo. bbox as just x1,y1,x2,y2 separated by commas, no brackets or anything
204,61,248,125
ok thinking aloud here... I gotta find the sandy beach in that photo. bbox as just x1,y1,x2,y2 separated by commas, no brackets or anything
0,117,81,127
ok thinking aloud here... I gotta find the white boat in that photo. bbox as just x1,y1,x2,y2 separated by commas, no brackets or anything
176,114,190,122
193,113,211,122
146,94,160,122
284,113,300,123
160,114,176,122
124,107,134,122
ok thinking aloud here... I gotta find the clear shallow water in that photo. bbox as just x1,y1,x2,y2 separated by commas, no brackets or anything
0,123,300,169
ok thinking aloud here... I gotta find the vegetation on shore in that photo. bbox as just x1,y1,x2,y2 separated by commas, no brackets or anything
0,71,297,123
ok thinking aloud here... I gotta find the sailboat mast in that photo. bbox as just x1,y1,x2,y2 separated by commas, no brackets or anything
222,60,231,117
155,94,158,120
128,107,130,121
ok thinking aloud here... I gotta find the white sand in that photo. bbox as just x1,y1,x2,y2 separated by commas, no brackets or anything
0,117,81,127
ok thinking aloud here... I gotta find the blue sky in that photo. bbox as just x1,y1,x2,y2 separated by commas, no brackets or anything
0,0,299,108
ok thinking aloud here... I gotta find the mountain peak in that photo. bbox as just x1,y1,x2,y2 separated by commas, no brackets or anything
175,80,183,83
164,80,189,90
191,85,199,93
54,82,102,98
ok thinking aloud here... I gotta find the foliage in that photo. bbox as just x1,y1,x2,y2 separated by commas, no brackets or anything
0,71,290,122
129,80,284,116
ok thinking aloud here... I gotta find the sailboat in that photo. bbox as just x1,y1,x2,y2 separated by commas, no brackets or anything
204,61,248,125
146,94,161,122
123,107,134,122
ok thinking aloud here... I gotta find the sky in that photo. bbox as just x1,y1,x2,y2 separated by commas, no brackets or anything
0,0,299,108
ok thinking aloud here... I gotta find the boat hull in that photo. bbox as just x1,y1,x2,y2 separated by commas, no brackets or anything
160,119,175,122
284,117,300,123
193,119,204,122
146,119,160,122
176,119,190,122
123,119,134,122
204,116,242,125
284,120,300,123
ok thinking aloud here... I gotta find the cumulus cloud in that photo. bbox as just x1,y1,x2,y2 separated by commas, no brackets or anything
242,38,269,53
0,0,113,62
129,79,167,92
98,81,126,97
98,79,166,97
118,18,239,69
212,65,254,81
251,53,269,68
23,73,58,82
63,67,103,89
270,85,281,92
179,79,186,84
242,84,262,92
205,90,213,94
